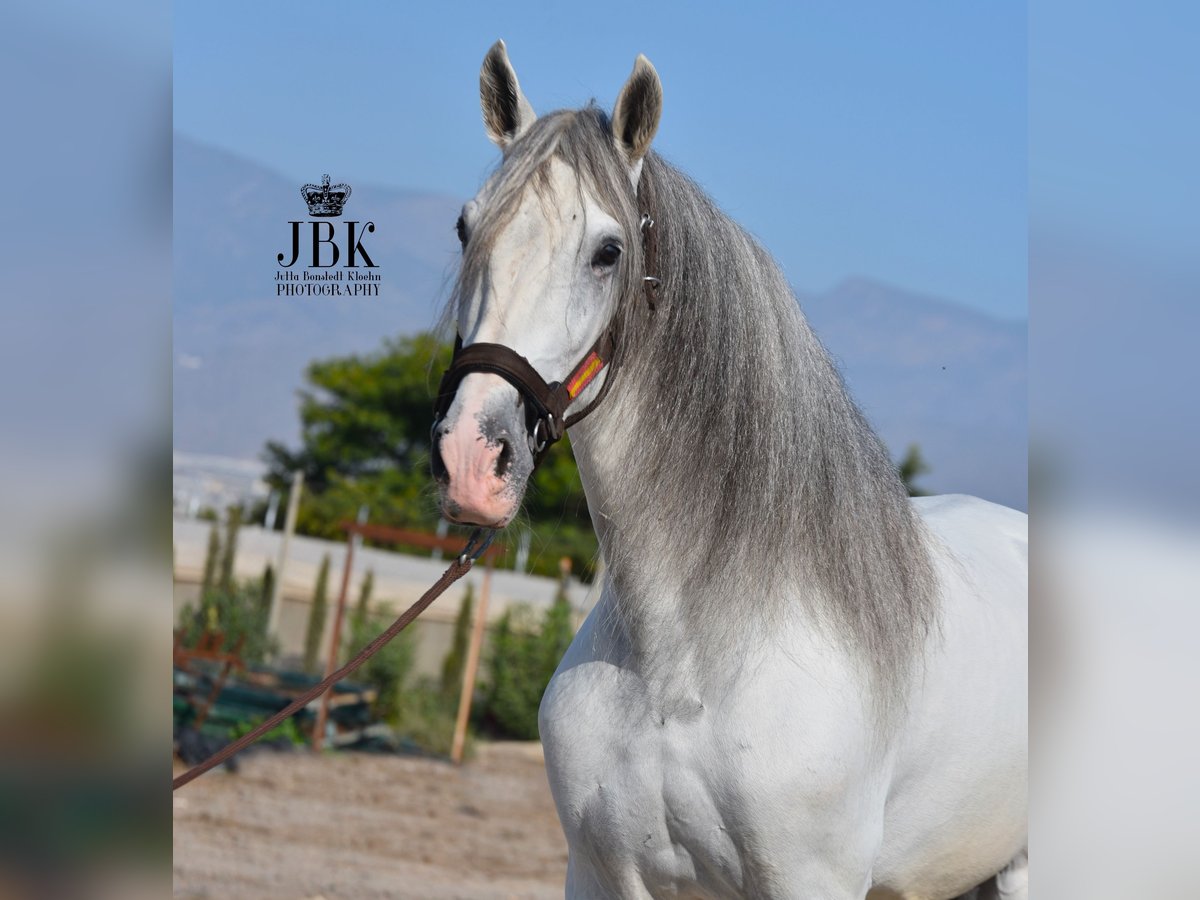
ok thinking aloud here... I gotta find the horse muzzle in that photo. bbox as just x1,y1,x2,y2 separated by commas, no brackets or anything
431,374,533,527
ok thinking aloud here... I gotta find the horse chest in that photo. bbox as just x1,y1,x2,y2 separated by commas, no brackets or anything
540,658,786,895
539,598,890,897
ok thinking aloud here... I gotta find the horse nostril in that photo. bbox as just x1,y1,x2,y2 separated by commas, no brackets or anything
494,436,513,478
431,434,449,485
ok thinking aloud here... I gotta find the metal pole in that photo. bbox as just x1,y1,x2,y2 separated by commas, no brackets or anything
266,470,303,640
450,561,493,764
311,521,359,752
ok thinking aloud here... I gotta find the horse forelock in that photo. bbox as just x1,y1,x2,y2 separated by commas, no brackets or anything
444,106,646,340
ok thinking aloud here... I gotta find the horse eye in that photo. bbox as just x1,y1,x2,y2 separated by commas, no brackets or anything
455,215,467,247
593,242,622,268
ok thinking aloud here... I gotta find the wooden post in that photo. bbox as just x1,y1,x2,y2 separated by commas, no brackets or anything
450,562,493,764
266,470,303,640
311,515,364,752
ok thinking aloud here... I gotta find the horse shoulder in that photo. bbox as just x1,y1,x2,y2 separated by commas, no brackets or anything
872,494,1028,897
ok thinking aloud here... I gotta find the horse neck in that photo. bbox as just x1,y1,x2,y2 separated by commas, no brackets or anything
569,160,807,590
564,218,803,672
568,396,793,694
565,160,934,703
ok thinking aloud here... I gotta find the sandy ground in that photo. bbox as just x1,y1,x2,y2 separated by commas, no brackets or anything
173,743,568,899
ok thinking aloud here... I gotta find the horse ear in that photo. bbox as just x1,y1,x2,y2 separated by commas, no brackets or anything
480,39,536,149
612,55,662,171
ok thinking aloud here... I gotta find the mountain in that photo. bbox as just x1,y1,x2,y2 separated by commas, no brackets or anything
174,136,1027,510
798,278,1027,510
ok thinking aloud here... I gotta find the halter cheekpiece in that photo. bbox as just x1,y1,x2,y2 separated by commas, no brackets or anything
433,193,660,468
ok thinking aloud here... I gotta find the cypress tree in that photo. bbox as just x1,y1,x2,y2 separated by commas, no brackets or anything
441,583,475,700
260,562,274,614
257,562,275,644
218,504,242,594
542,559,575,672
200,521,221,597
897,444,931,497
303,554,331,674
541,591,574,676
353,569,375,632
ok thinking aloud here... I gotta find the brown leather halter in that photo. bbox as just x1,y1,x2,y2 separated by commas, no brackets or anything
433,196,660,468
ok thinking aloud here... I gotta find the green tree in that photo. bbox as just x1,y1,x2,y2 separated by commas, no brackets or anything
440,583,475,702
898,444,931,497
263,332,452,500
303,554,331,674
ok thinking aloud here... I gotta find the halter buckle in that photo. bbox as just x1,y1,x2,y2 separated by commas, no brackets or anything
531,416,552,454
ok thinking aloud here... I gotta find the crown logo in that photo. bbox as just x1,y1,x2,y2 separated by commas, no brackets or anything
301,174,351,217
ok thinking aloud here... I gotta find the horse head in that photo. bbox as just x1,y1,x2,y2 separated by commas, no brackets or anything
432,40,662,528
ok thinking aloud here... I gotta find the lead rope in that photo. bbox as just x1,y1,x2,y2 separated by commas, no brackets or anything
172,528,495,791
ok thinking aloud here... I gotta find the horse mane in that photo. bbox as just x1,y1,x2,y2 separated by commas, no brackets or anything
448,106,939,710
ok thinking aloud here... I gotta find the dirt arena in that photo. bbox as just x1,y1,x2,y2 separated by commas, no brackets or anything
173,743,568,899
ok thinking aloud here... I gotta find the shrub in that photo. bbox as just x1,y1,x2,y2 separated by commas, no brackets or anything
344,603,416,724
228,713,305,747
177,574,277,665
480,592,575,741
394,679,464,758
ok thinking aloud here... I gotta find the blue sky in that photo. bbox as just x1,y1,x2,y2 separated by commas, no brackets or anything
175,1,1026,320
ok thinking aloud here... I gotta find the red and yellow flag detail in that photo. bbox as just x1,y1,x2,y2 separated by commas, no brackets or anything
566,352,604,398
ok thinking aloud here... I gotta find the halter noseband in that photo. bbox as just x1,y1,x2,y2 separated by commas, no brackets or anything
433,194,660,469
